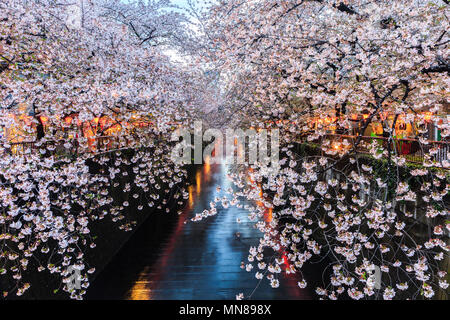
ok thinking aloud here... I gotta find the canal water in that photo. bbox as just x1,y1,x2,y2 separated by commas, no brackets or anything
87,161,320,300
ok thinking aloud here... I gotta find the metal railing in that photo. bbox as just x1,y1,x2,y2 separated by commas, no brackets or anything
6,135,129,156
299,133,449,165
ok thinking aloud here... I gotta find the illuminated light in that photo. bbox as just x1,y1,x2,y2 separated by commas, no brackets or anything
362,114,369,120
93,117,99,124
351,114,358,120
128,267,152,300
204,156,211,176
424,112,432,122
65,117,73,125
281,253,292,269
196,171,201,194
188,185,194,208
265,207,272,223
40,116,48,124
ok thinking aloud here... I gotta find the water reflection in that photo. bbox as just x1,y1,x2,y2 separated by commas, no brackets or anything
89,161,317,300
129,267,151,300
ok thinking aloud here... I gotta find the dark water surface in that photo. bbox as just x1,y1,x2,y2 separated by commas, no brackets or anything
87,162,320,300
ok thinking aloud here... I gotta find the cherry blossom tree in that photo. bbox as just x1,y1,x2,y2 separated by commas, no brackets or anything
1,0,448,301
0,0,210,299
199,0,449,300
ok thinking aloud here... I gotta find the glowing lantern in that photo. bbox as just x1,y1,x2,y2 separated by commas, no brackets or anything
65,117,73,125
